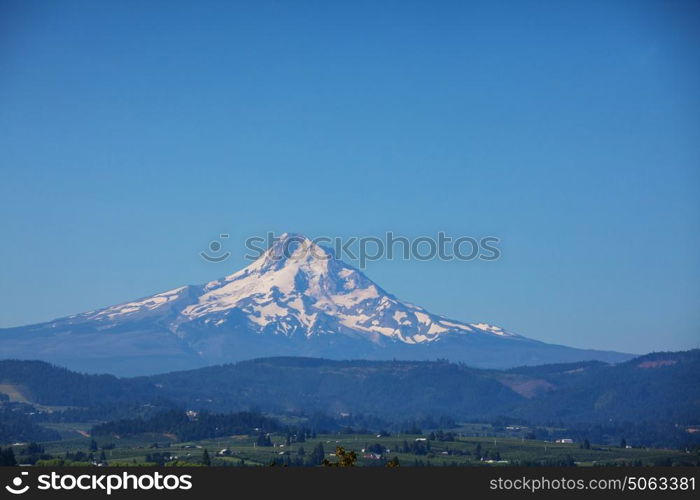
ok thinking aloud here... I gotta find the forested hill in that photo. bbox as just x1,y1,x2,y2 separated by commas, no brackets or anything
0,350,698,425
507,350,700,423
0,360,158,406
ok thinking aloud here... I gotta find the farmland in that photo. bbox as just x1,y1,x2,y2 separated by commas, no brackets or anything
8,423,698,467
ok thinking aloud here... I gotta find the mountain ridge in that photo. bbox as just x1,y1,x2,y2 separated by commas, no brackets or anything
0,233,633,375
1,350,698,440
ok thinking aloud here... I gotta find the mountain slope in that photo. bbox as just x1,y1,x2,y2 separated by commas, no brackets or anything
141,351,700,424
508,350,700,423
1,351,697,428
0,233,632,375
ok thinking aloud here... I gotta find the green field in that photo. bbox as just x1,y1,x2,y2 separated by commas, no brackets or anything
10,423,698,467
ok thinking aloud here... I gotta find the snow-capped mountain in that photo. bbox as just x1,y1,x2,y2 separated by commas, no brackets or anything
0,233,632,375
83,233,514,343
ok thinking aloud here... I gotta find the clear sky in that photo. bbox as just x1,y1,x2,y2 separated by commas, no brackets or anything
1,0,698,353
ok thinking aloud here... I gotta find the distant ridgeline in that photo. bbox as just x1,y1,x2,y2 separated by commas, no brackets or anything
0,350,698,448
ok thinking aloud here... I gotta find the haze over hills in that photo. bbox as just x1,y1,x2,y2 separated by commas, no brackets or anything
0,233,632,376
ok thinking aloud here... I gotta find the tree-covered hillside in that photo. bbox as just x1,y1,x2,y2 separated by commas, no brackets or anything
0,350,698,438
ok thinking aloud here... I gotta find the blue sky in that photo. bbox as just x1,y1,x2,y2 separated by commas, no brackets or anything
1,0,698,353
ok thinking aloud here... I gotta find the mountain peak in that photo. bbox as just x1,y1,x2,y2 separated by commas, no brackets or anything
72,231,521,345
171,233,521,343
0,229,636,375
239,232,333,278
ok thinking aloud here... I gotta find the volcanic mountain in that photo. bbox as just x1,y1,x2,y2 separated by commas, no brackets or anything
0,233,632,375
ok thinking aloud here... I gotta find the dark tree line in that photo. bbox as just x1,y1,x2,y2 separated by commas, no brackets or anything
91,410,281,441
0,407,60,444
0,447,16,466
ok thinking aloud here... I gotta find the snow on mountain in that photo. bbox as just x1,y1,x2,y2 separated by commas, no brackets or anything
80,233,516,345
85,286,193,320
0,232,634,376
